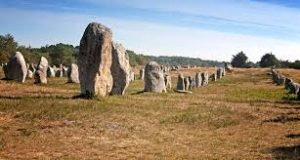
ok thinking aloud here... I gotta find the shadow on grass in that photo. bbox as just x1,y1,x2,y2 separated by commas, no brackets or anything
131,90,145,95
286,133,300,139
269,144,300,160
0,95,71,100
263,114,300,124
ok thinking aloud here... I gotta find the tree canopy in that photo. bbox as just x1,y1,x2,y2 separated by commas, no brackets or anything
231,51,249,68
0,34,18,63
259,53,281,68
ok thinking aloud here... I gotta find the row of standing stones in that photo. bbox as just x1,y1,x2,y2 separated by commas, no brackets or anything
1,22,234,98
270,68,300,99
2,52,80,84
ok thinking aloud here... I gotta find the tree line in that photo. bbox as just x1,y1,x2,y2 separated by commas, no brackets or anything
231,51,300,69
0,34,299,68
0,34,78,66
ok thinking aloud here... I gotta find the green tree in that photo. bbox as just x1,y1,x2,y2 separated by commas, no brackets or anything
48,43,76,66
259,53,280,68
0,34,18,63
231,51,249,68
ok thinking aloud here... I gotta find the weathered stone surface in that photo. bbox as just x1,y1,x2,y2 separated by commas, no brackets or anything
211,73,217,82
55,64,64,77
201,72,209,86
3,52,27,83
47,66,55,78
110,43,131,95
195,72,202,87
144,61,166,93
63,66,68,77
140,68,145,80
184,77,190,90
176,74,185,91
78,22,113,97
27,70,33,79
217,67,223,79
34,56,48,84
188,76,196,90
222,67,226,76
129,70,135,82
67,63,79,83
164,74,172,90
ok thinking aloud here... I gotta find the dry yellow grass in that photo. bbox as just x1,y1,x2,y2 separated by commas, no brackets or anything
0,67,299,159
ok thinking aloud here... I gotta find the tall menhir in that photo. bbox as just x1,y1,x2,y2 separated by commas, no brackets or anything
78,22,113,97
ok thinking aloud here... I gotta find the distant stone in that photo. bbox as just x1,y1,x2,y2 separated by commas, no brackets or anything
78,22,113,97
217,67,223,79
55,64,64,77
195,73,202,87
164,74,172,90
63,66,68,77
3,52,27,83
34,56,48,84
67,63,79,83
47,66,55,78
110,43,131,95
140,68,145,80
176,74,185,91
211,72,217,82
201,72,209,86
225,63,233,72
144,61,166,93
222,67,226,76
184,77,190,90
27,69,33,79
188,76,196,90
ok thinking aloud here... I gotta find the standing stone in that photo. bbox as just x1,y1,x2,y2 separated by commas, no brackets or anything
217,67,223,79
225,63,233,72
201,72,209,86
55,64,64,77
3,52,27,83
222,67,226,76
195,72,202,87
63,66,68,77
164,74,172,90
176,74,185,91
189,76,196,89
110,43,131,95
211,73,217,82
67,63,80,83
34,56,48,84
184,77,190,90
27,70,33,79
144,61,166,93
78,22,113,97
29,63,36,73
140,68,145,80
47,66,55,78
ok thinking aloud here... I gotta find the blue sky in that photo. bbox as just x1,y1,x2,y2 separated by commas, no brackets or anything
0,0,300,61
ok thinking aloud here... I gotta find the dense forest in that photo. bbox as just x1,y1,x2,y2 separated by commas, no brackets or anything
0,34,300,68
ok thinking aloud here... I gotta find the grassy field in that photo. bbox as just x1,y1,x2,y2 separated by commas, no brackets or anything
0,68,299,159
